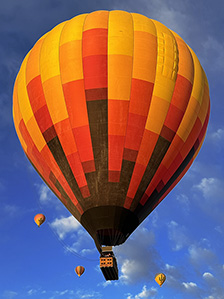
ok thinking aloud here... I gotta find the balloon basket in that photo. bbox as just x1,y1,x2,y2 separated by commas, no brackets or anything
100,246,118,280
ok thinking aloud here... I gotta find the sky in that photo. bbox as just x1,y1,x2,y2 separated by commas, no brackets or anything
1,0,224,298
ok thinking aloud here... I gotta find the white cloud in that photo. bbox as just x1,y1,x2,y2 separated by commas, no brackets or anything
120,259,142,284
100,281,112,288
37,183,56,204
211,128,224,141
49,289,76,299
182,281,198,291
207,128,224,153
167,221,190,251
75,289,102,299
49,215,96,257
66,228,95,254
165,263,182,279
163,263,186,290
193,177,224,201
188,244,215,269
80,248,96,256
27,289,37,296
192,177,224,222
114,226,161,285
50,215,81,240
202,272,224,299
56,290,71,296
151,211,159,227
36,183,68,212
203,272,214,280
165,263,175,271
176,194,190,213
126,285,157,299
181,243,224,298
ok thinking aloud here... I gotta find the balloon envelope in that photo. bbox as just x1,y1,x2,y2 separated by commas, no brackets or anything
75,266,85,277
155,273,166,286
13,10,210,248
34,213,45,227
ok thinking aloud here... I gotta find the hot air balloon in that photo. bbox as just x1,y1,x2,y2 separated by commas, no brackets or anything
75,266,85,277
13,10,210,280
155,273,166,287
34,213,45,227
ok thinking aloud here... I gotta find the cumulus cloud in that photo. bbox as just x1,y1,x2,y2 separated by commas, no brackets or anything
202,272,224,299
151,211,159,227
176,194,190,214
99,281,112,288
126,285,157,299
49,215,96,256
167,221,190,251
37,184,56,204
193,177,224,200
75,289,102,299
164,263,185,289
27,289,38,296
51,289,74,298
50,215,81,240
192,177,224,222
206,127,224,154
36,183,65,211
182,281,198,291
120,259,143,284
211,128,224,141
66,229,96,255
203,272,214,280
2,288,102,299
165,263,177,274
188,244,216,271
114,226,162,285
26,288,101,299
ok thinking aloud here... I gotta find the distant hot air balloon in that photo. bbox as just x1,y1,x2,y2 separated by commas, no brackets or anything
75,266,85,277
13,10,210,280
34,213,45,227
155,273,166,287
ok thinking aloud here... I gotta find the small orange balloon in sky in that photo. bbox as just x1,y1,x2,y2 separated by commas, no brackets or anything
34,213,45,227
75,266,85,277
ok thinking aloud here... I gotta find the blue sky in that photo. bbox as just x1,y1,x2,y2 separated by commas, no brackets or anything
1,0,224,298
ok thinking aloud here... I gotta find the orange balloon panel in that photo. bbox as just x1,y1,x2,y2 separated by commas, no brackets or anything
13,11,210,247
